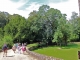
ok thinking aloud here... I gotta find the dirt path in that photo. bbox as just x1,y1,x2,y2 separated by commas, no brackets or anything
0,49,36,60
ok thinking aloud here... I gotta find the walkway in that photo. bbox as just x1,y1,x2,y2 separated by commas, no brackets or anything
0,49,37,60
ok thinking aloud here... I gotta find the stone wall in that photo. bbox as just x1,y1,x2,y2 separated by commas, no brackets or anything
27,49,63,60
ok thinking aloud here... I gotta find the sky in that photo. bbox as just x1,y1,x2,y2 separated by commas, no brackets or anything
0,0,79,19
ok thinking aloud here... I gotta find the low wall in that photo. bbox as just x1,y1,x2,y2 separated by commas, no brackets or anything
27,49,63,60
0,49,2,52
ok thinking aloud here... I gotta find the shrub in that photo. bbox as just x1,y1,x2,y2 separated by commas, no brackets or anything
1,35,13,49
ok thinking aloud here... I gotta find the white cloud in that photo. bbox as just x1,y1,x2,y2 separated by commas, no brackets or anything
24,3,40,17
0,0,23,13
0,0,28,18
0,0,79,19
16,2,41,18
0,0,40,18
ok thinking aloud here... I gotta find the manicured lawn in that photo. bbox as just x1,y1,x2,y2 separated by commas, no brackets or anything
33,42,80,60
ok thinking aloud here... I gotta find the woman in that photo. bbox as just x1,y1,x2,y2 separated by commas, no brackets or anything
2,44,8,57
22,44,26,54
17,43,22,54
12,44,16,53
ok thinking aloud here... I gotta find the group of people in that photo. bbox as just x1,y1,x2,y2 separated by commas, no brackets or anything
2,43,27,57
12,43,27,54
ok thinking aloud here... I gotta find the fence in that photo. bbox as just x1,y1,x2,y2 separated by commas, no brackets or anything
26,49,63,60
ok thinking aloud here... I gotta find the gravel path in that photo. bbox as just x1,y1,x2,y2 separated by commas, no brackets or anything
0,49,36,60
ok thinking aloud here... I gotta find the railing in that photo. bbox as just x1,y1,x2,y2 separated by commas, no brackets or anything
26,49,63,60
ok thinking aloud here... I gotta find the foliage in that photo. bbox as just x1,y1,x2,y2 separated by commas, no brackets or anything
27,43,38,48
0,28,4,40
4,14,27,43
69,12,80,41
0,35,13,48
0,12,9,28
27,43,38,51
0,5,80,48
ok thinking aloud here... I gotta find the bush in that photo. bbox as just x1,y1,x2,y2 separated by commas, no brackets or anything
38,42,48,48
28,42,48,51
0,40,4,49
27,43,38,51
29,46,38,51
27,43,38,47
1,35,13,49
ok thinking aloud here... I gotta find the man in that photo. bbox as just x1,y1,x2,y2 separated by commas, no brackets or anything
2,44,8,57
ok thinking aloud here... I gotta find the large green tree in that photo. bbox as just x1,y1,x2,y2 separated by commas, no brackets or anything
4,14,27,43
69,12,80,41
0,12,9,28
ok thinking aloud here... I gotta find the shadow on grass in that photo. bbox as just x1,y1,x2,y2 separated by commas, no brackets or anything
33,43,79,50
29,42,80,50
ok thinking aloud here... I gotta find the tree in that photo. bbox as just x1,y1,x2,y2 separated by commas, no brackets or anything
4,14,27,43
53,14,71,46
38,5,50,16
27,5,65,45
69,12,80,41
0,12,9,28
0,28,4,40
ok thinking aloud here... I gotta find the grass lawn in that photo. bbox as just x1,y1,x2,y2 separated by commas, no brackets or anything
32,42,80,60
27,43,38,47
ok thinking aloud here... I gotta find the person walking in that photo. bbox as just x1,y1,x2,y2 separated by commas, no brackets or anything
17,43,21,54
12,44,16,53
2,43,8,57
22,43,26,54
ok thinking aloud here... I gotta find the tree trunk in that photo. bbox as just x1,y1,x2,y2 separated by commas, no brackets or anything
79,32,80,41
